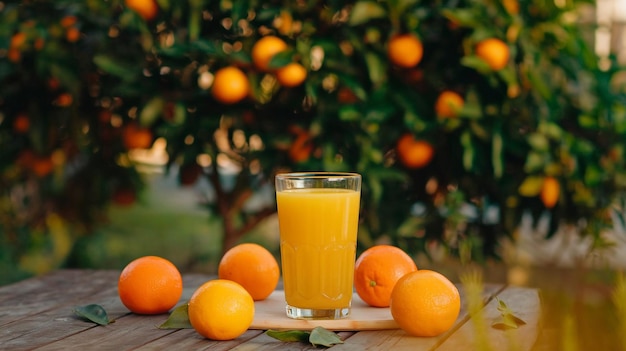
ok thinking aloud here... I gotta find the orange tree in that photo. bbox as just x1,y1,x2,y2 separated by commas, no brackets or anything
1,0,626,280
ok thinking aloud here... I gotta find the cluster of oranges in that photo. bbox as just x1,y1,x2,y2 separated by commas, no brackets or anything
8,14,83,64
122,1,307,106
388,33,509,171
118,242,459,341
354,245,460,337
211,35,308,105
119,2,526,204
117,243,279,340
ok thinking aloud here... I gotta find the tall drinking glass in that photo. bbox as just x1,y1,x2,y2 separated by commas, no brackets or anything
275,172,361,319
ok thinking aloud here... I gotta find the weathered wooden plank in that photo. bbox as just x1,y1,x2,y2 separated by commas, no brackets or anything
36,328,263,351
30,312,181,351
435,286,541,351
0,270,542,350
0,270,211,324
0,270,113,305
0,270,119,326
0,292,130,350
0,270,211,350
134,329,265,351
332,329,420,350
330,283,506,350
2,271,257,351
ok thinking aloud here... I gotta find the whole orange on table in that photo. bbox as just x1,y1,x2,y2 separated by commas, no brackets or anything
390,269,461,337
354,245,418,307
118,256,183,314
188,279,255,341
218,243,280,301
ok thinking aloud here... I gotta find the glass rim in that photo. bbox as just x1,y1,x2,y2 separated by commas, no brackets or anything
275,172,361,180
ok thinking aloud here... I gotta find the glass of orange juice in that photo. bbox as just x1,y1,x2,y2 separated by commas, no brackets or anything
275,172,361,319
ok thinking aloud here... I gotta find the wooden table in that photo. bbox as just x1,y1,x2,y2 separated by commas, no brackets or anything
0,270,541,350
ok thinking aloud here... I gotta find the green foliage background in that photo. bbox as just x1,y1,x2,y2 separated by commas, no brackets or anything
1,0,626,283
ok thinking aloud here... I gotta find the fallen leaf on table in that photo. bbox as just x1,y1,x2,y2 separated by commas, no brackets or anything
310,326,344,347
73,304,111,325
266,329,310,343
266,326,343,347
492,297,526,330
158,304,193,329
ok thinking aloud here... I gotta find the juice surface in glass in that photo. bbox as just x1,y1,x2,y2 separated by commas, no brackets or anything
276,188,360,310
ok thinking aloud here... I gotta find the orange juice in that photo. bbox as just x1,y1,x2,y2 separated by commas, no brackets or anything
276,188,360,310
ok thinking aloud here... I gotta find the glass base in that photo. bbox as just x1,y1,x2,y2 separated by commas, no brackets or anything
286,305,350,320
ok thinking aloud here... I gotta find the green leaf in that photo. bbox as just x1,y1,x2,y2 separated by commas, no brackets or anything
496,298,513,314
188,8,201,41
574,139,594,155
268,50,294,70
461,131,474,171
73,304,111,326
404,111,427,132
158,44,192,57
497,67,517,86
158,304,192,329
93,55,138,81
365,105,394,123
335,73,368,101
139,97,165,126
584,165,604,186
527,70,552,100
394,0,419,13
578,114,597,129
171,102,187,125
349,1,387,26
364,51,386,87
190,39,220,55
461,55,491,73
441,8,479,27
230,0,250,31
156,0,170,11
523,151,546,173
266,329,311,343
309,326,344,347
339,106,361,121
538,122,563,140
368,176,383,204
527,133,549,151
266,327,343,347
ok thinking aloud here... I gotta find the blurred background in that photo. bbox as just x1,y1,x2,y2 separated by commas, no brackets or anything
1,0,626,347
